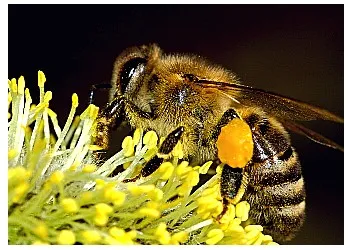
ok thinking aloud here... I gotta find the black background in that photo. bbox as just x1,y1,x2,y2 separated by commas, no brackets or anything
8,4,344,245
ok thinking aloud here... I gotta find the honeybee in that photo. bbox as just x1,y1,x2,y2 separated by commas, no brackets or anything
93,44,343,242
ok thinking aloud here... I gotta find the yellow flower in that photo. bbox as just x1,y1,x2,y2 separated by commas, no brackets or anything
12,182,29,203
170,231,188,244
108,227,135,244
82,164,97,173
155,223,171,244
103,186,126,206
57,230,76,245
49,170,64,184
60,198,79,213
122,136,134,157
81,230,101,244
158,162,174,180
143,130,158,148
33,222,48,240
147,188,164,201
206,229,224,245
236,201,250,222
95,203,113,215
138,207,161,219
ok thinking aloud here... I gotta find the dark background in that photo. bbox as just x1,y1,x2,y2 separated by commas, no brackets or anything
8,4,344,245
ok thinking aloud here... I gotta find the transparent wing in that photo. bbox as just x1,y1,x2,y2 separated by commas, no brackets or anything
197,79,343,151
280,119,343,152
197,80,343,123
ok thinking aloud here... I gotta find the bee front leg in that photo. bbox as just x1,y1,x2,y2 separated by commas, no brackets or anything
123,126,185,183
95,97,125,151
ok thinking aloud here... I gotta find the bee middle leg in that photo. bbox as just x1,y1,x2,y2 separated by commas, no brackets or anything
123,126,185,183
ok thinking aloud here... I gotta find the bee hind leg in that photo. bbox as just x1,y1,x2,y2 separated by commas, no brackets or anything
216,198,230,221
205,108,249,221
216,166,245,220
123,126,185,182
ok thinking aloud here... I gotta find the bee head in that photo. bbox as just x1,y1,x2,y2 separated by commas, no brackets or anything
110,44,161,99
109,44,162,117
109,44,238,126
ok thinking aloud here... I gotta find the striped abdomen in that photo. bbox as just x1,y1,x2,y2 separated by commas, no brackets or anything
242,112,306,242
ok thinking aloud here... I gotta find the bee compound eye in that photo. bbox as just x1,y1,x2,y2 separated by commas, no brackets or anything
120,57,147,94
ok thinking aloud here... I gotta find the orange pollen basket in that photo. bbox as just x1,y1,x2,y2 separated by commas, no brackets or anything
217,119,254,168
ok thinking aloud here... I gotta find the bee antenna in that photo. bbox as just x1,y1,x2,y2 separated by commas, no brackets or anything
89,82,112,104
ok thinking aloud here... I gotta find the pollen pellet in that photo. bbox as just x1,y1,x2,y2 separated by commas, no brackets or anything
217,118,253,168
